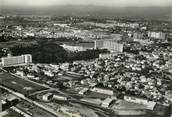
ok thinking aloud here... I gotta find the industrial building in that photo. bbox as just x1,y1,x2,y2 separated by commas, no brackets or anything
53,94,68,101
1,54,32,67
124,95,156,110
91,87,114,96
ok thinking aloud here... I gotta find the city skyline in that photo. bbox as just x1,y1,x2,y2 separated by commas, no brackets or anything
1,0,172,7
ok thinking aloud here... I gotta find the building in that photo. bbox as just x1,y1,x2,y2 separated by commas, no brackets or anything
110,34,123,41
134,39,152,45
94,40,123,52
78,88,89,95
1,97,19,112
124,95,156,110
24,32,35,37
53,94,68,101
61,42,94,52
80,98,102,105
115,109,146,116
99,53,121,59
0,100,2,113
61,44,85,52
1,54,32,67
60,63,70,71
101,97,116,108
164,60,172,70
16,70,25,77
91,87,114,96
94,40,104,49
148,31,166,39
133,32,144,39
114,22,139,28
42,93,53,101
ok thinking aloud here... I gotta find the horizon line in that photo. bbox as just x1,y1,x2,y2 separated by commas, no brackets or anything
1,4,172,8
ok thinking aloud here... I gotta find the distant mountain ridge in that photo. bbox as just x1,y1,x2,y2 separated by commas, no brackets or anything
1,5,172,21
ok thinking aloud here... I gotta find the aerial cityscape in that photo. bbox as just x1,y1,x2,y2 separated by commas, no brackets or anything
0,0,172,117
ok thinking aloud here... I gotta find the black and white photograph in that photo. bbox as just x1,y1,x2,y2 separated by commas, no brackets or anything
0,0,172,117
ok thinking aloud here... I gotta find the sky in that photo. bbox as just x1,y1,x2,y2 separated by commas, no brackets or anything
1,0,172,7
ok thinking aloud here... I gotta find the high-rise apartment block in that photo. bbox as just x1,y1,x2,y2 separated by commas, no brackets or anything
94,40,123,52
148,31,166,39
1,54,32,67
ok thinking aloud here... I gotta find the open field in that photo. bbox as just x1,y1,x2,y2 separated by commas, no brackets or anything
0,71,47,95
0,40,37,48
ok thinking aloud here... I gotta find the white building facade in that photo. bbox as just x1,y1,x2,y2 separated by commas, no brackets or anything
1,54,32,67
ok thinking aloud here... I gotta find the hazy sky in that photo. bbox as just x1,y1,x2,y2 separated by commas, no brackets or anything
1,0,172,7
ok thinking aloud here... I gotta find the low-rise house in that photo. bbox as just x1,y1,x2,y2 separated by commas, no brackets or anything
42,93,53,101
78,88,89,95
16,70,25,77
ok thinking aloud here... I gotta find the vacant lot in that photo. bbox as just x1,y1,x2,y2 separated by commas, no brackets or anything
0,71,47,95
